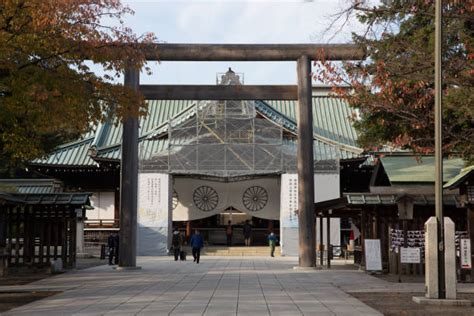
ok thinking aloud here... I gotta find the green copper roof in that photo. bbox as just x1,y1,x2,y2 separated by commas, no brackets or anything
443,165,474,189
266,98,359,149
380,156,466,184
31,137,96,167
0,179,63,194
32,97,362,167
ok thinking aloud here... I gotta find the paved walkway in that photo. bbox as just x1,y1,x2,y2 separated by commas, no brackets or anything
1,256,429,315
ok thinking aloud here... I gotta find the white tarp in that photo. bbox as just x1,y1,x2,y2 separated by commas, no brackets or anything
280,173,340,256
137,173,171,256
173,177,280,221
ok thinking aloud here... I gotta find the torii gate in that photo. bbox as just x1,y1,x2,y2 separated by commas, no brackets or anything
118,44,364,268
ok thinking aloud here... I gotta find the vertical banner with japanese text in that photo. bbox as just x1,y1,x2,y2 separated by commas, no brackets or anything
137,173,171,255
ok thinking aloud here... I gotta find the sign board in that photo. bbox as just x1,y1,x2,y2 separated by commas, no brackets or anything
364,239,382,271
400,247,421,264
460,239,472,269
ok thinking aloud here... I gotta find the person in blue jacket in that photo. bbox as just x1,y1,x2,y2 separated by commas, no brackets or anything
268,231,278,257
190,229,204,264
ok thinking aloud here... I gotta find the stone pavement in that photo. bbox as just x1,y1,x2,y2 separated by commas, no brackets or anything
1,256,430,315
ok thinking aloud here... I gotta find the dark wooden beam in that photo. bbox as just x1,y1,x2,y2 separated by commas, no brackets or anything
139,85,298,100
297,55,316,268
314,197,347,213
327,213,331,269
319,215,324,267
119,67,139,268
468,207,474,281
140,43,364,61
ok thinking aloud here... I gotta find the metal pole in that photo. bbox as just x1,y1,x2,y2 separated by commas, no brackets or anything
296,55,316,267
435,0,445,299
119,67,140,268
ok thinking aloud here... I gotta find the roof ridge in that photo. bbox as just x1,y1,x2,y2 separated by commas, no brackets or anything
52,135,94,150
143,100,198,140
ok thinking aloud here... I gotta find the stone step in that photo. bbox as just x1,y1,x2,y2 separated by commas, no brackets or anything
200,247,281,257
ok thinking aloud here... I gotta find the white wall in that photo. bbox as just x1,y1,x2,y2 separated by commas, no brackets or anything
88,192,115,220
280,172,340,256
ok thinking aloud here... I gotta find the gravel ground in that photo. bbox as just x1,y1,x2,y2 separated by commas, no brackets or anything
0,291,59,313
0,257,107,312
351,292,474,316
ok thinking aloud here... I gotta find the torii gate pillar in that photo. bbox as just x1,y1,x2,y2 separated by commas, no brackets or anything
296,55,316,267
118,67,140,268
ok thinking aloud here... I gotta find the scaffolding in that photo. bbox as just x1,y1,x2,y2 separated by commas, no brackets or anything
139,69,339,176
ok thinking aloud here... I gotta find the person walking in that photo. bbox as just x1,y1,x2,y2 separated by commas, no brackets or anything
226,220,233,246
268,231,278,257
107,232,119,265
243,220,252,247
113,233,119,264
171,229,183,261
190,229,204,264
107,232,116,265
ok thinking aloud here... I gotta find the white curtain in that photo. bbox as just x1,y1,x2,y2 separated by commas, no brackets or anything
173,177,280,221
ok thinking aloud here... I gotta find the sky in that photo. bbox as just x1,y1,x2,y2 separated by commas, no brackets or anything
99,0,367,85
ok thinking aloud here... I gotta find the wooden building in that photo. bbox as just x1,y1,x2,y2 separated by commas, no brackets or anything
0,192,91,275
343,156,471,278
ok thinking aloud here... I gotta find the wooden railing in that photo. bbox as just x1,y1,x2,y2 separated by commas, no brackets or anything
84,219,119,228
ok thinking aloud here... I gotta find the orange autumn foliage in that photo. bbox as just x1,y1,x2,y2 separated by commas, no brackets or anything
0,0,155,168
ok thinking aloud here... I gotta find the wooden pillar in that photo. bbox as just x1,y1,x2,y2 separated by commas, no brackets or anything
296,55,316,267
114,189,120,227
372,208,378,239
468,207,474,281
54,208,59,260
23,207,31,265
7,208,12,267
360,210,366,267
319,215,324,267
327,213,331,269
70,213,77,268
38,211,44,267
0,209,7,276
61,210,67,265
119,67,140,268
186,221,191,242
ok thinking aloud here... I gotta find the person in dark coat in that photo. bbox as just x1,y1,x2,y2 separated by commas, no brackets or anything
243,220,252,247
107,232,118,265
171,229,183,261
113,233,119,264
190,229,204,264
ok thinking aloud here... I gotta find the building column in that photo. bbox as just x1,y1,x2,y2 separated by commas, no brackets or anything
76,219,84,254
296,55,316,267
119,67,140,268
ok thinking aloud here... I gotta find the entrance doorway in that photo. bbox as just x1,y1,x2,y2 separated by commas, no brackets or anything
174,207,280,246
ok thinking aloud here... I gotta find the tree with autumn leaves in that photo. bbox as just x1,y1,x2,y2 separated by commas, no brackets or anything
0,0,154,170
316,0,473,163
